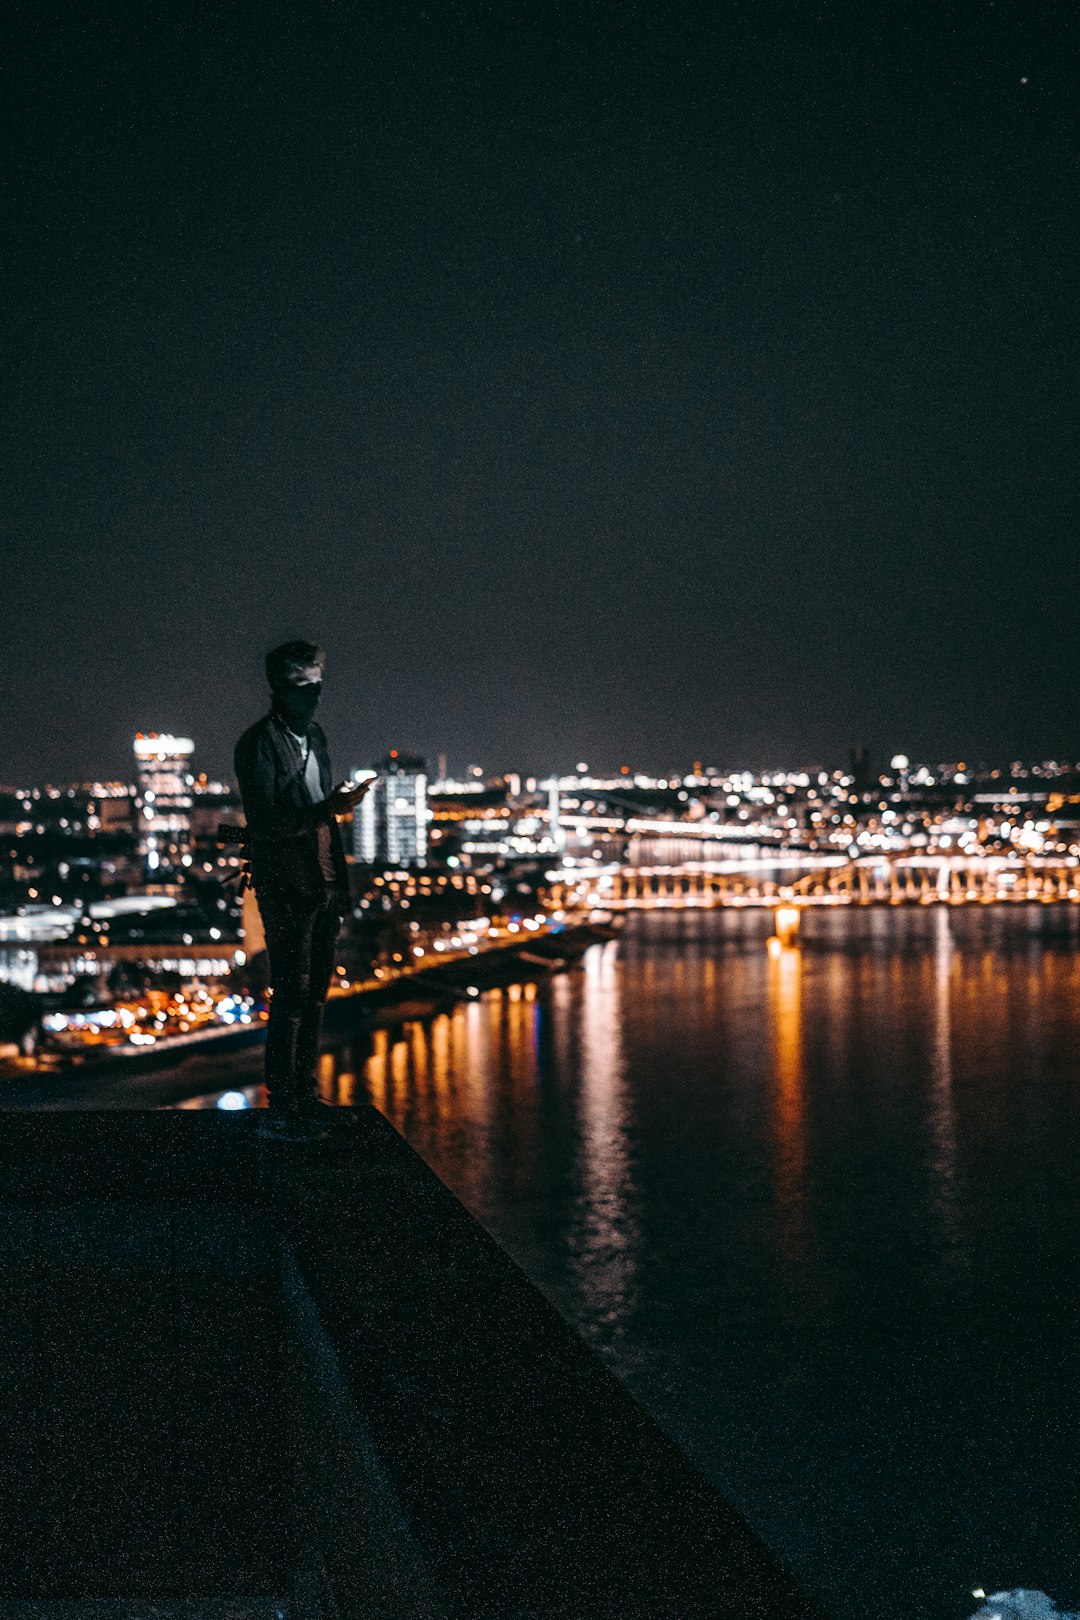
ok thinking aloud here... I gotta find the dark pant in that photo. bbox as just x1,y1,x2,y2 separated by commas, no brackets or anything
257,889,340,1109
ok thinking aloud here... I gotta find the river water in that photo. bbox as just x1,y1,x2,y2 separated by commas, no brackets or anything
213,905,1080,1619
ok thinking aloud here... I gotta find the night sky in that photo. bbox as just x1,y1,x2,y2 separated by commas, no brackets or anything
4,1,1078,784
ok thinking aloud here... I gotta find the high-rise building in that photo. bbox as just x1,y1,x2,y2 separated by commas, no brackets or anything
133,733,194,875
353,752,428,867
543,776,566,850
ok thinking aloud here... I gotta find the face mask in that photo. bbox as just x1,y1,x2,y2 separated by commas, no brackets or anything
273,682,321,732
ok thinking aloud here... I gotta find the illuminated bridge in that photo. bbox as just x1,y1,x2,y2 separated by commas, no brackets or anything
547,854,1080,910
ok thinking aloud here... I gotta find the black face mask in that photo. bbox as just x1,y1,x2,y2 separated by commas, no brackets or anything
272,682,322,732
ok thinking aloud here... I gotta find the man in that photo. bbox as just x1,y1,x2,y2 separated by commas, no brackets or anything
234,640,373,1141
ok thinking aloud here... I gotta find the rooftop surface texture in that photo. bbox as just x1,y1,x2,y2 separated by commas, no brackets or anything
0,1110,827,1619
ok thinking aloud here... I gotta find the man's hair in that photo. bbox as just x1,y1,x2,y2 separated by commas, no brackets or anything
265,640,326,689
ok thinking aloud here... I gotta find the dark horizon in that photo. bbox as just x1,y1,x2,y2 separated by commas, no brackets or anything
4,728,1076,794
5,1,1079,784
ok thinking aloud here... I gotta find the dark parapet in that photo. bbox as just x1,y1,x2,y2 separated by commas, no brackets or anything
0,1112,829,1619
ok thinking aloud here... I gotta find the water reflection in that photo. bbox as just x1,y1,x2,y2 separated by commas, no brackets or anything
927,908,962,1252
766,938,808,1264
364,1027,389,1114
570,942,640,1344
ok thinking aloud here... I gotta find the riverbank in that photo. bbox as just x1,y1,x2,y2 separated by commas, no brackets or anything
0,919,618,1091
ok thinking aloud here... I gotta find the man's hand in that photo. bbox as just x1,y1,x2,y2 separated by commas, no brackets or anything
328,777,376,817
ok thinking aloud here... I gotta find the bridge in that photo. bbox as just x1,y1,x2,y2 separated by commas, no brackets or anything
546,853,1080,910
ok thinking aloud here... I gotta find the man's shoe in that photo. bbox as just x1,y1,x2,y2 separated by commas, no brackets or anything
255,1106,328,1143
298,1095,361,1129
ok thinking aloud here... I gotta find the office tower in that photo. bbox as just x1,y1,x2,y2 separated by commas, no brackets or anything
133,733,194,875
353,752,428,867
543,776,566,850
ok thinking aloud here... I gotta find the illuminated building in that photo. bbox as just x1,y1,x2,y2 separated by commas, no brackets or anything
546,776,566,850
133,733,194,876
353,752,428,867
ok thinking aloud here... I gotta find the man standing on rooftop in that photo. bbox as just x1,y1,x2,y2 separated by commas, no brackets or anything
234,640,373,1142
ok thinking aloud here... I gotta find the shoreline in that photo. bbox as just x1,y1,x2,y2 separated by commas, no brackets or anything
3,920,618,1089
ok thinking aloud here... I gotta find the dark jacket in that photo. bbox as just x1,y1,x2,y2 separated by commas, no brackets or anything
234,713,350,903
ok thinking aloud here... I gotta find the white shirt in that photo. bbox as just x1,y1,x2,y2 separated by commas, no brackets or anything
287,729,324,804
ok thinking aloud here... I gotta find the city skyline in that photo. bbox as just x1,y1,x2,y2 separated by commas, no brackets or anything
4,730,1080,797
